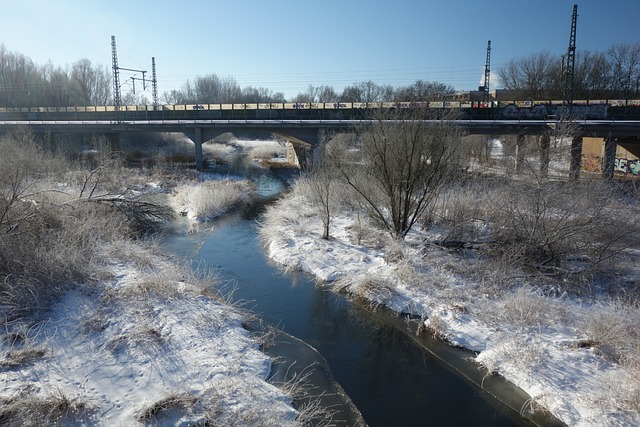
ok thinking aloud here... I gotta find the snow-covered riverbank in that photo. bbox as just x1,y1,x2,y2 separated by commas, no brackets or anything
260,188,640,426
0,138,310,426
0,238,306,425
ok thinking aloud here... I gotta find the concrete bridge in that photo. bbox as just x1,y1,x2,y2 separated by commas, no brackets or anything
0,116,639,176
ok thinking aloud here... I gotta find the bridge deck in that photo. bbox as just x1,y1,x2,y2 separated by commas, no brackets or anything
1,118,640,139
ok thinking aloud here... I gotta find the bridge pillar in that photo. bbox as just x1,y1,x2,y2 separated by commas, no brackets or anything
194,127,204,171
515,134,526,173
603,137,617,179
539,134,550,175
274,130,317,169
569,136,583,180
182,128,231,170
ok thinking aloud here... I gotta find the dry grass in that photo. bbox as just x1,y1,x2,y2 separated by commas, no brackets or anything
137,392,199,423
0,346,47,369
271,363,338,427
171,179,253,221
0,387,94,427
332,274,396,310
247,142,286,161
476,286,567,330
583,299,640,362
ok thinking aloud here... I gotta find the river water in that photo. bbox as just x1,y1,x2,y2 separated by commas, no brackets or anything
160,171,544,427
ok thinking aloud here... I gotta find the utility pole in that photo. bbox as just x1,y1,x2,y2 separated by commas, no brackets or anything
110,35,154,110
482,40,491,106
562,4,578,119
111,36,121,112
151,57,158,109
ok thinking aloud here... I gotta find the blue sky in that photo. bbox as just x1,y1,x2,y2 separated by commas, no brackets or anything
2,0,640,100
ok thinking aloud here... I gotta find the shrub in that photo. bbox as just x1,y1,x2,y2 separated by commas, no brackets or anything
0,131,174,318
171,179,253,221
487,179,636,278
432,176,639,290
584,299,640,362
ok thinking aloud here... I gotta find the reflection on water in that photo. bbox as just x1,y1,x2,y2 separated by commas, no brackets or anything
162,211,532,426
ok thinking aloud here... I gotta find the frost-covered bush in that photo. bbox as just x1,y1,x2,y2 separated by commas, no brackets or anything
203,142,237,162
476,286,567,330
247,143,286,161
486,179,634,274
583,299,640,362
430,179,492,242
172,179,253,221
430,176,639,291
0,131,144,317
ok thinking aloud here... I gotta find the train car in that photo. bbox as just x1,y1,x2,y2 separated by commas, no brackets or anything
2,99,640,122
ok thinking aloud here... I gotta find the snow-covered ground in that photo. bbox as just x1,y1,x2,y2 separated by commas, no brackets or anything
0,154,304,426
3,133,634,425
0,240,301,426
260,189,640,426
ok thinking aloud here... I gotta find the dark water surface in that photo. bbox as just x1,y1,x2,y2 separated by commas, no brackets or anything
160,172,540,427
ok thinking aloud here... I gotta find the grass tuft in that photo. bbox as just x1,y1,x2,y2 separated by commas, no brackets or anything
137,393,198,423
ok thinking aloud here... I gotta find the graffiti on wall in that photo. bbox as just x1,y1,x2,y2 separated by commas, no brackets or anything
581,154,640,176
501,103,608,119
614,158,640,176
581,153,603,173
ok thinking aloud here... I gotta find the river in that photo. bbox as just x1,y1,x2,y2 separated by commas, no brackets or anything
160,170,547,427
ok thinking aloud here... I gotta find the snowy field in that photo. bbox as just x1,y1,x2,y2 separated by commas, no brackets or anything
0,240,304,426
260,188,640,426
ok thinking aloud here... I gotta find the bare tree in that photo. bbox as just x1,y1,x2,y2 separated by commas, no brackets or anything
573,50,611,99
70,59,111,105
162,74,282,104
340,80,394,102
0,45,42,106
607,42,640,99
194,74,241,103
330,110,462,239
498,51,562,99
393,80,455,101
240,86,285,103
301,167,335,240
292,85,338,103
40,61,71,106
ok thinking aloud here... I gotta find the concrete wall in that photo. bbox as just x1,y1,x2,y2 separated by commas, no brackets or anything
582,137,640,177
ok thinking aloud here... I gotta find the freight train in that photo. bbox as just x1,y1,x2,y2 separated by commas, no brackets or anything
1,99,639,121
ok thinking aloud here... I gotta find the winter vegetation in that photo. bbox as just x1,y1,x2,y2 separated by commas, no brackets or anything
171,179,254,222
3,35,640,426
259,114,640,425
0,128,325,426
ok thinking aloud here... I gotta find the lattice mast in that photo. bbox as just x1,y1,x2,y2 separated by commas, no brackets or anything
562,4,578,118
151,57,158,109
111,36,121,111
482,40,491,106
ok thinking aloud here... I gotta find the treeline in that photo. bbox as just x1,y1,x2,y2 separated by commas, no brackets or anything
163,74,286,104
290,80,455,103
499,42,640,100
166,75,455,105
2,40,640,107
0,44,455,107
0,45,111,107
